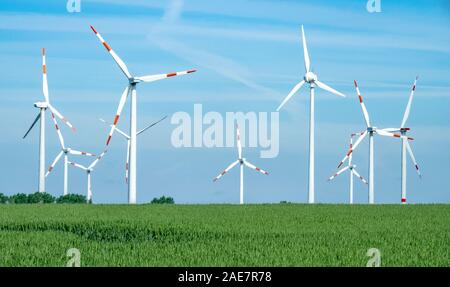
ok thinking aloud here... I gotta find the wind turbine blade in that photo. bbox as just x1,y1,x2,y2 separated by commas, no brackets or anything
69,150,96,157
243,160,269,175
328,166,350,181
377,129,414,141
50,112,65,149
90,25,133,80
42,48,49,103
276,80,305,111
125,139,130,183
301,25,310,73
45,150,64,177
354,80,371,127
315,80,346,97
337,131,367,168
382,128,402,133
406,141,421,178
47,104,76,132
88,149,108,170
135,69,196,83
23,113,41,139
68,161,88,171
106,85,130,146
213,160,240,182
401,76,418,128
352,169,368,184
137,115,168,135
100,118,129,139
236,124,242,159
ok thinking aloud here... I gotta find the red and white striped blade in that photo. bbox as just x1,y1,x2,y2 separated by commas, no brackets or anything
42,48,49,102
236,124,242,159
47,104,76,132
68,161,88,171
69,150,96,157
406,141,421,178
328,165,350,181
243,160,269,175
352,168,368,184
213,160,240,182
315,80,346,98
50,112,65,149
88,149,108,170
125,140,130,183
45,150,64,177
90,25,132,80
276,80,305,111
351,131,365,138
401,76,418,128
135,69,196,83
106,85,130,146
354,80,371,127
100,118,129,139
376,129,414,140
337,130,367,168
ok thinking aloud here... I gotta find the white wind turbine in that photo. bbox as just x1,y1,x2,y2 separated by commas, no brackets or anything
335,80,414,204
99,116,167,183
383,77,421,204
68,149,108,203
213,124,269,204
90,25,196,204
46,114,96,195
328,133,368,204
276,25,346,204
23,48,76,192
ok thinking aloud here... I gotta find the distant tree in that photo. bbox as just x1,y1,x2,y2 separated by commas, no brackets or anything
151,196,175,204
27,192,55,204
56,194,87,204
0,193,8,204
9,193,28,204
280,201,292,204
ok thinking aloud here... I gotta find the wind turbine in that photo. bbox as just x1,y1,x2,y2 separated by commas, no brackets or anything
276,25,346,204
213,124,269,204
68,149,108,203
46,114,96,195
90,25,196,204
22,48,76,192
383,77,421,204
99,116,167,183
335,80,414,204
328,133,368,204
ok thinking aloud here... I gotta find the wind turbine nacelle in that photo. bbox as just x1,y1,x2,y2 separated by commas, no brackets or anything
304,72,317,83
34,102,48,109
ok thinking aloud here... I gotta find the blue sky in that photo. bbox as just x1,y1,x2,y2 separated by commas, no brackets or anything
0,0,449,204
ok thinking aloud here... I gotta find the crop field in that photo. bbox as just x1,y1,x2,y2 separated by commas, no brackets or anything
0,204,448,266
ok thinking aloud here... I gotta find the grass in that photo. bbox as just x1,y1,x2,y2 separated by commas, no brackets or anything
0,204,448,266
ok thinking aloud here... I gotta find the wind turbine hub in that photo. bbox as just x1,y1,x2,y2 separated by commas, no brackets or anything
239,159,244,164
34,102,48,109
367,127,375,133
304,72,317,83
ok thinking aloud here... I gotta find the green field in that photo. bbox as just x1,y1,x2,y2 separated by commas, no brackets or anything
0,204,448,266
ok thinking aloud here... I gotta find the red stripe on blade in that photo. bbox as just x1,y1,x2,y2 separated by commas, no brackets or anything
167,72,177,77
359,95,363,103
106,135,112,146
113,115,120,125
103,42,112,51
90,25,97,34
